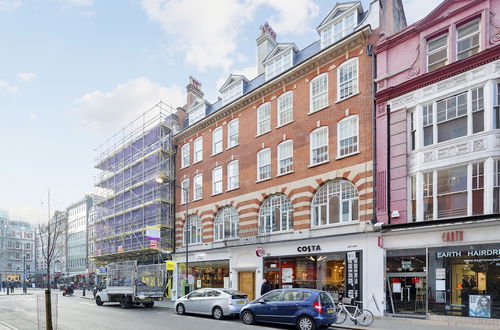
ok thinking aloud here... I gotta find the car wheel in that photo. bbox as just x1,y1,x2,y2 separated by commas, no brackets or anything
241,310,255,325
212,306,224,320
144,302,154,308
95,296,104,306
63,292,66,296
176,303,185,315
297,316,316,330
120,297,131,309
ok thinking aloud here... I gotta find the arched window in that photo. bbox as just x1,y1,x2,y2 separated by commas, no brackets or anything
312,180,359,226
184,214,202,245
214,206,239,241
259,194,293,234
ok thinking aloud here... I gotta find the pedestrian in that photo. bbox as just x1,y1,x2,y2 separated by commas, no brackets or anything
9,281,14,293
1,281,5,292
260,278,272,296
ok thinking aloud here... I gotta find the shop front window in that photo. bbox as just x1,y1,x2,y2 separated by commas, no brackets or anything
263,252,361,303
428,244,500,319
177,260,229,297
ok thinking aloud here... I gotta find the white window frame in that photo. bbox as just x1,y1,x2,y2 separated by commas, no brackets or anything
188,103,206,125
193,174,203,201
310,127,329,166
265,50,293,81
310,73,328,113
277,91,293,127
257,103,271,135
456,19,480,61
222,81,243,105
257,148,271,181
212,166,223,195
277,140,293,175
193,137,203,163
228,118,239,148
320,11,356,49
337,58,358,101
184,215,202,245
227,160,239,190
311,179,359,226
337,115,359,158
213,206,239,241
258,194,293,234
212,127,223,155
427,33,448,72
181,179,189,205
181,143,190,168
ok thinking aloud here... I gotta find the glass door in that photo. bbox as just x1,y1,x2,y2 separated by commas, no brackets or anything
387,273,426,315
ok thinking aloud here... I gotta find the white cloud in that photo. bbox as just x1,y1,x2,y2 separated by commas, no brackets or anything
140,0,318,72
2,204,44,225
18,72,36,82
0,0,21,12
28,113,37,121
403,0,438,25
0,79,19,93
74,77,184,131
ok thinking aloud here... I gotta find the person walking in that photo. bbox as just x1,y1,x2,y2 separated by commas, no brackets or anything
260,278,272,296
9,281,14,294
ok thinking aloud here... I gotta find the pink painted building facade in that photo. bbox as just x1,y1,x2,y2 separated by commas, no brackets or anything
374,0,500,321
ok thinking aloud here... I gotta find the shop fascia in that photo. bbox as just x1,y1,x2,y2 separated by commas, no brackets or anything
436,248,500,259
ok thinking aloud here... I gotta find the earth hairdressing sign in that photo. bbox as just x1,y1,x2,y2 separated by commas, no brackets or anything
436,248,500,259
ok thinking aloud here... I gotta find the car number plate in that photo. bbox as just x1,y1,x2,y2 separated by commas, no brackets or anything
327,308,334,314
237,301,245,305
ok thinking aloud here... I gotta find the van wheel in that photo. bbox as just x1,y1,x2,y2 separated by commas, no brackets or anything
297,316,316,330
212,306,223,320
176,303,185,315
144,302,154,308
120,297,131,309
241,310,255,325
96,296,104,306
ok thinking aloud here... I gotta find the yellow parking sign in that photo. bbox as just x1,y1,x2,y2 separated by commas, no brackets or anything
166,261,175,270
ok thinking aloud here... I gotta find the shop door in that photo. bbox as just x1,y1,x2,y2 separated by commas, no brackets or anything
238,271,255,301
387,273,426,316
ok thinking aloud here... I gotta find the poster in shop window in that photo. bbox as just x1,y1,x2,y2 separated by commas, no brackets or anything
469,295,491,318
282,268,293,283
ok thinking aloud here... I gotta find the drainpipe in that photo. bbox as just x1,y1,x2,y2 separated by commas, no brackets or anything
367,44,377,225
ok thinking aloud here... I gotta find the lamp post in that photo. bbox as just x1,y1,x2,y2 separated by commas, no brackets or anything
156,177,190,295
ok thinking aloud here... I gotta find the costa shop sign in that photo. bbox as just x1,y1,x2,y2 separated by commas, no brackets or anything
441,230,464,243
297,245,321,253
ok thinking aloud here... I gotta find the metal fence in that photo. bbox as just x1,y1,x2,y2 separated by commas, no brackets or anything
37,292,58,330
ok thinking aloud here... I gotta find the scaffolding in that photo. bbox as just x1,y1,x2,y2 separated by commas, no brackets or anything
93,101,178,264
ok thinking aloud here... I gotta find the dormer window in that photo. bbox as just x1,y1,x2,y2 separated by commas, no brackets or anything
457,19,480,60
222,81,243,105
265,49,293,81
427,33,448,72
320,11,356,49
189,102,206,125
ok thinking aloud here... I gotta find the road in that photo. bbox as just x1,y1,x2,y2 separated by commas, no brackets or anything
0,290,291,330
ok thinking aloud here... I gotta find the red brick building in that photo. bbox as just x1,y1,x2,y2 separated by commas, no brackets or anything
171,1,406,310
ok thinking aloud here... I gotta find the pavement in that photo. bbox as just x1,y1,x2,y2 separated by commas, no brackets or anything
0,289,498,330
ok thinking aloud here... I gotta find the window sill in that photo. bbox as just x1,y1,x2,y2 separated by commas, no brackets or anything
276,120,294,129
307,105,329,115
226,144,239,151
180,165,189,170
192,160,202,165
276,170,294,177
261,229,294,236
336,151,360,160
256,177,272,183
192,197,202,202
182,243,203,247
308,160,329,168
255,131,271,138
226,186,239,192
211,192,223,197
310,220,360,230
211,151,223,157
335,91,359,103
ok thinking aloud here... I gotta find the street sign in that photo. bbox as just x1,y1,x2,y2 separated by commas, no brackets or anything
166,261,175,271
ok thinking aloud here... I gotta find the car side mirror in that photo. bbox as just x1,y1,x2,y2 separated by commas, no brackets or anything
258,299,266,304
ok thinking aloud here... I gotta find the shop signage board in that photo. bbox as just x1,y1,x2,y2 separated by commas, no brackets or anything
165,261,175,270
435,268,446,279
436,248,500,258
441,230,463,242
150,241,158,249
256,247,265,257
145,225,161,241
297,245,321,252
347,251,359,300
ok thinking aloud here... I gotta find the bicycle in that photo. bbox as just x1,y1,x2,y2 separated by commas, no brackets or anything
335,300,374,326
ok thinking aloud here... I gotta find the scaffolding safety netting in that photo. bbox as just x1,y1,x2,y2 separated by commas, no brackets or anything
93,102,178,263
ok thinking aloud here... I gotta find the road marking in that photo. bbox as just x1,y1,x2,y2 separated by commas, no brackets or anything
0,321,19,330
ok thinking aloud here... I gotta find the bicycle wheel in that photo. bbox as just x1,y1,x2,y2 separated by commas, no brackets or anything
335,309,348,324
355,308,374,326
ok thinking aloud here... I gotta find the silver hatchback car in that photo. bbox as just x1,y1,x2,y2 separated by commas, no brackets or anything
175,288,248,319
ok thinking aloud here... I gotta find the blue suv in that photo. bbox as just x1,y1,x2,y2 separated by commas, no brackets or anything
239,288,336,330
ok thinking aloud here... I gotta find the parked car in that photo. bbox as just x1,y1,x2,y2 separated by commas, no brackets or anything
239,289,336,330
175,288,248,319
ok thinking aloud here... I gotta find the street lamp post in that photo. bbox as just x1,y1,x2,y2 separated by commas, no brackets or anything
156,177,190,295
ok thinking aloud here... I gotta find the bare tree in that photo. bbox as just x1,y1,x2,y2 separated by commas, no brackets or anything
37,191,65,330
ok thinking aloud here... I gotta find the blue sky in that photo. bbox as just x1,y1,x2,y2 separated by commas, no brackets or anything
0,0,435,224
